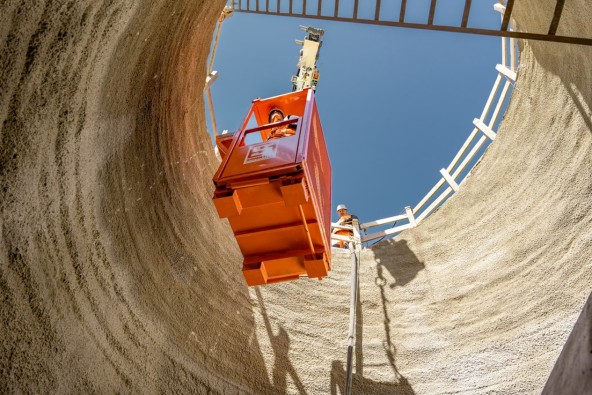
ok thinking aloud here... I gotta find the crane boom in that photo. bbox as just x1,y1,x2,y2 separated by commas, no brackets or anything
291,26,324,92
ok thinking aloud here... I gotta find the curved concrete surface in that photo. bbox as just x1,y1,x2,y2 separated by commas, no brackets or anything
1,0,591,393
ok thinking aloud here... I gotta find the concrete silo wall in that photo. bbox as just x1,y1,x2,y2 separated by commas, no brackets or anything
0,0,590,393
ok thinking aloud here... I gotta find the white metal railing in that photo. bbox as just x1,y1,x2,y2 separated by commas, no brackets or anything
204,4,519,248
331,2,519,246
204,6,233,146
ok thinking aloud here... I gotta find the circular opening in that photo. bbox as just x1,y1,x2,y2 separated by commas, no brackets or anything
210,4,513,238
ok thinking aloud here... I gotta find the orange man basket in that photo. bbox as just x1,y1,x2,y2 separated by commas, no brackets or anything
212,88,332,286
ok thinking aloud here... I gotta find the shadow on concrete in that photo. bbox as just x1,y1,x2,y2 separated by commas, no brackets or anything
528,41,592,135
566,84,592,135
366,238,425,394
329,240,423,394
542,291,592,394
255,288,307,394
374,239,426,290
330,360,415,395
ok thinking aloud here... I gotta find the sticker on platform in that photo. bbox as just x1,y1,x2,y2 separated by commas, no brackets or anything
244,142,278,164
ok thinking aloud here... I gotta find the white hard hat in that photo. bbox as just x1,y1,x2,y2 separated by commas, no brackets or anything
268,108,284,122
336,204,347,211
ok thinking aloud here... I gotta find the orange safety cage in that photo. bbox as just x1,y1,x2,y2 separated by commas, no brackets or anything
212,88,332,286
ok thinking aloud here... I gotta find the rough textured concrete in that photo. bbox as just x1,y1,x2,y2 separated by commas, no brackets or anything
1,0,591,394
542,292,592,395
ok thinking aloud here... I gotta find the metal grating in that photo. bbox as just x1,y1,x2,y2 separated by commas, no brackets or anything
232,0,592,46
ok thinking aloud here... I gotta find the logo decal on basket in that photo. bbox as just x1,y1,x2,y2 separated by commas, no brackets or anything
244,142,278,164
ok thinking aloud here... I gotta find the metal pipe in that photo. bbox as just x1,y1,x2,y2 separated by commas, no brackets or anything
345,219,361,394
345,246,358,394
205,86,218,137
207,22,221,75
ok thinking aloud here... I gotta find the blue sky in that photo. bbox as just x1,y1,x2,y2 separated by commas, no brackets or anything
209,1,504,230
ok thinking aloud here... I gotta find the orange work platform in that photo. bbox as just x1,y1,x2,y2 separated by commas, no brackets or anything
212,89,332,286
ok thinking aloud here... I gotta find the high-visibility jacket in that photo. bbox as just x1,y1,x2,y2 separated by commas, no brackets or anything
333,214,358,248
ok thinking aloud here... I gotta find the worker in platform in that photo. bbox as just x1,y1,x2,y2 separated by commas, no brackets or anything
332,204,358,248
267,109,298,140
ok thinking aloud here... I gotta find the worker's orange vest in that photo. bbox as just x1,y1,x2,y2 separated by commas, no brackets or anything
335,215,353,248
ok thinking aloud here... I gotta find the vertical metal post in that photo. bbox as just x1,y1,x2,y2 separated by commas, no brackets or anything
345,218,361,395
205,84,218,137
548,0,565,35
428,0,437,25
461,0,471,27
208,20,223,75
500,0,514,31
204,7,233,141
399,0,407,23
374,0,381,21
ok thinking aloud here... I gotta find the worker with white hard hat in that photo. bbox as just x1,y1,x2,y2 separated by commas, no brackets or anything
332,204,358,248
